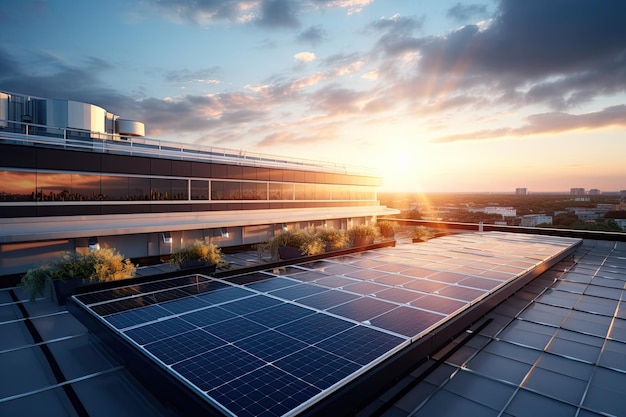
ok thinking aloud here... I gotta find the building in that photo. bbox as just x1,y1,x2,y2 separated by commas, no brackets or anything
570,187,585,195
0,90,398,276
588,188,601,195
520,214,552,227
515,187,527,195
566,206,612,221
469,206,517,219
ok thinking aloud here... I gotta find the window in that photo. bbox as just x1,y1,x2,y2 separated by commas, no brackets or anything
191,180,209,200
0,171,35,201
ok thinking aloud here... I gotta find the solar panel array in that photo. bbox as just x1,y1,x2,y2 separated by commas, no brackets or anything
72,232,580,417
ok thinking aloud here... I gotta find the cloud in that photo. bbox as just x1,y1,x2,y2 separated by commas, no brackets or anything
446,3,488,22
297,25,327,45
311,0,373,15
369,0,626,114
164,67,222,84
368,13,424,35
144,0,252,24
433,105,626,143
256,0,300,28
294,52,316,63
142,0,373,27
308,85,369,114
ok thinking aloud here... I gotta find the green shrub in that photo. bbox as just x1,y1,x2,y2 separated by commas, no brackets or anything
347,224,380,247
377,220,395,238
20,248,136,302
315,228,347,251
411,226,434,242
263,229,318,261
169,239,223,267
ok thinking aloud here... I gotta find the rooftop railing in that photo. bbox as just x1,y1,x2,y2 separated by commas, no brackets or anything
0,120,377,176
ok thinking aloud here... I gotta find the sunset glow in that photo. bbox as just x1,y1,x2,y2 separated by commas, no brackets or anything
2,0,625,192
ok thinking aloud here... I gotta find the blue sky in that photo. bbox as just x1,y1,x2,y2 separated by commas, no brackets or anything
2,0,625,192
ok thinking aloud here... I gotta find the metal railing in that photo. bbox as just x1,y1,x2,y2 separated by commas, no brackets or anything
0,119,377,176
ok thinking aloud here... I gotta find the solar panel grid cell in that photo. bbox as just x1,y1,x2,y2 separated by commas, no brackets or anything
178,305,236,327
296,290,360,310
282,350,362,391
172,344,266,390
268,283,328,300
105,304,171,329
144,328,227,365
242,303,315,328
207,364,321,417
124,317,196,345
370,306,445,338
246,277,300,292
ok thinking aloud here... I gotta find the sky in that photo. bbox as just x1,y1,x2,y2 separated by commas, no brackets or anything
1,0,625,193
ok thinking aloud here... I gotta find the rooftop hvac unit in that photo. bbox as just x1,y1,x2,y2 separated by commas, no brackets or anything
116,119,145,137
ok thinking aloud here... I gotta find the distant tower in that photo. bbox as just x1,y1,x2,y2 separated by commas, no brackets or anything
570,188,585,195
515,188,527,195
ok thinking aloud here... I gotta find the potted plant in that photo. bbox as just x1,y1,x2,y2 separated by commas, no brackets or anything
411,226,434,242
169,239,223,272
264,229,324,261
21,248,136,304
315,228,347,252
347,224,380,247
377,220,396,239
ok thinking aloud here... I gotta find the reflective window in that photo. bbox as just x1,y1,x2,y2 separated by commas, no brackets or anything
129,177,150,200
38,173,73,201
171,179,188,200
224,181,241,200
150,178,188,200
0,169,377,204
0,171,36,201
71,174,101,200
102,176,129,200
269,183,293,200
191,180,209,200
211,181,241,200
315,184,331,200
241,182,267,200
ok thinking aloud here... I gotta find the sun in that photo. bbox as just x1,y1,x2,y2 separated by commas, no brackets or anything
375,146,417,192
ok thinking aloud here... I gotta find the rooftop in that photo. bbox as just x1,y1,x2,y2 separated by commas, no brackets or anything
0,119,375,177
1,232,625,416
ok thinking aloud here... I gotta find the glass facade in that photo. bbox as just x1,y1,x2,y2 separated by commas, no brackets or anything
0,144,382,218
0,169,376,203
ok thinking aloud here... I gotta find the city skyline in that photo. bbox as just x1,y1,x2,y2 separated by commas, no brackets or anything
1,0,625,192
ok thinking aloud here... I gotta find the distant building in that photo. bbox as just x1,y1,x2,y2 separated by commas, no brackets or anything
515,188,527,195
588,189,601,195
620,190,626,199
520,214,552,227
485,207,517,217
566,204,612,221
468,207,516,218
570,188,586,195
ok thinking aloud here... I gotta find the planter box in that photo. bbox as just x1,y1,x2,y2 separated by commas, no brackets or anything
353,236,375,247
53,277,89,305
180,260,217,274
278,246,303,260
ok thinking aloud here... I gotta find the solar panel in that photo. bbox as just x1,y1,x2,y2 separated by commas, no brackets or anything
69,232,581,417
